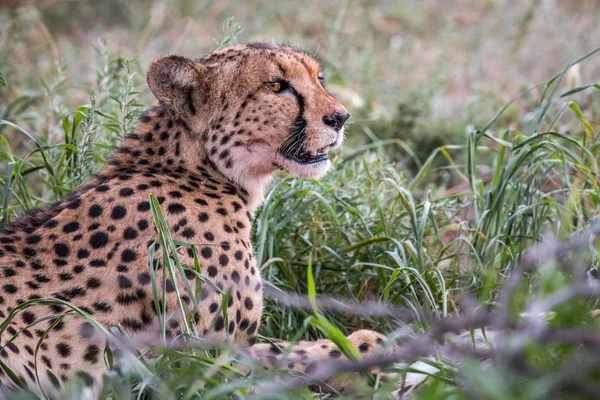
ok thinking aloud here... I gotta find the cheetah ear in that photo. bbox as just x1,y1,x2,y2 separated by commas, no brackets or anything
146,55,207,115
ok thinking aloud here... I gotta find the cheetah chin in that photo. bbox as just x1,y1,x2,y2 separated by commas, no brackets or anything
275,127,344,179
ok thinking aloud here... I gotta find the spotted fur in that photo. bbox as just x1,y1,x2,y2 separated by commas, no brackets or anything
0,43,386,395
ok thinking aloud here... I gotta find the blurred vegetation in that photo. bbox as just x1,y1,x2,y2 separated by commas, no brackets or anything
1,1,600,398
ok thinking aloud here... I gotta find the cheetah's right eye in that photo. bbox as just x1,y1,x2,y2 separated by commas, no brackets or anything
265,80,283,93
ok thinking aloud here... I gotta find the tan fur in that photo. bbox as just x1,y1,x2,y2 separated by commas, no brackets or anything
0,43,385,395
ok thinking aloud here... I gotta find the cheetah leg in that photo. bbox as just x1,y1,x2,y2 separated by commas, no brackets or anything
248,329,389,393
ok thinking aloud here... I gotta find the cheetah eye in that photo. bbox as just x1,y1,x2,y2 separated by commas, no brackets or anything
265,79,287,93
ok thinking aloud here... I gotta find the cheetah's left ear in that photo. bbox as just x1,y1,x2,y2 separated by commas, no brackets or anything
147,55,207,115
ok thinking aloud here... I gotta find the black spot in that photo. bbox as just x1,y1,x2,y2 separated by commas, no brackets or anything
184,269,195,280
63,222,80,233
199,213,209,222
165,280,176,293
167,204,186,214
43,219,58,228
141,311,153,324
53,259,68,267
22,311,36,324
247,321,258,335
53,243,69,257
73,264,85,273
87,278,102,289
59,286,86,299
182,228,195,239
123,227,138,240
214,316,224,332
56,343,71,357
47,371,61,389
121,249,137,263
219,254,229,266
138,273,151,285
26,235,41,244
95,184,110,192
121,318,143,331
41,355,52,369
138,220,149,230
209,303,218,313
3,284,17,294
329,350,341,358
244,297,254,310
86,258,104,268
93,302,112,312
201,247,213,259
119,188,134,197
66,198,81,209
88,204,103,218
50,304,64,313
116,293,139,305
77,249,90,259
118,275,133,289
204,232,214,241
216,208,228,216
111,206,127,220
207,266,218,277
231,271,240,283
83,344,99,364
3,268,15,277
358,342,370,353
27,281,40,289
89,231,109,248
137,201,150,212
234,250,243,261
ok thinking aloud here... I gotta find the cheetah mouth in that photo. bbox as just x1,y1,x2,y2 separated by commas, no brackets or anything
280,143,336,165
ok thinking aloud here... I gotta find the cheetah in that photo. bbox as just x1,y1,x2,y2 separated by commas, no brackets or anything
0,43,388,396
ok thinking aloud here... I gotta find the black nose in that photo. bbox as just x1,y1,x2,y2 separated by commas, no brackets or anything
322,111,350,131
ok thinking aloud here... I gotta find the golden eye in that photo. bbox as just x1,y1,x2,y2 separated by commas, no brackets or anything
265,80,282,93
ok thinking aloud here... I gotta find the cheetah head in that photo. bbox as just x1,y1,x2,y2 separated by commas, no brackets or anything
146,43,349,183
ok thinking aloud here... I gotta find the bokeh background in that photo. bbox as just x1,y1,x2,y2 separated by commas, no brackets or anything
2,0,599,167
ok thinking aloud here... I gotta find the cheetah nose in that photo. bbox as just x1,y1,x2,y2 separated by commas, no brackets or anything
322,111,350,132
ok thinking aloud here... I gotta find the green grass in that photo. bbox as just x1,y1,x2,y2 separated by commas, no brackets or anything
2,6,600,400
